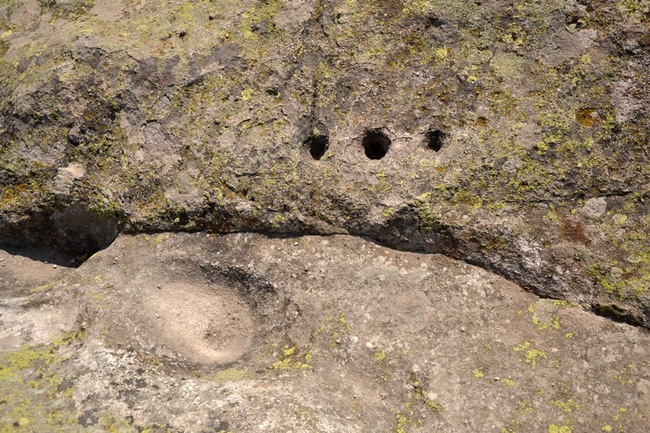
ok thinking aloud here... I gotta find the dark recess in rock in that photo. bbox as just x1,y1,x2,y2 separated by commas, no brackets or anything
0,204,120,265
77,409,98,427
426,129,446,152
362,129,391,160
215,421,230,432
565,15,586,30
67,125,85,146
426,15,445,28
592,303,646,327
305,134,329,160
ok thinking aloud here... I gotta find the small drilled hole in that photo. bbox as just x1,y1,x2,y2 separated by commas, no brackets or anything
305,134,329,160
362,130,391,160
426,129,446,152
426,15,445,28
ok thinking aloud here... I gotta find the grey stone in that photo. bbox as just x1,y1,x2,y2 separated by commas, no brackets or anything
52,163,86,196
581,197,608,219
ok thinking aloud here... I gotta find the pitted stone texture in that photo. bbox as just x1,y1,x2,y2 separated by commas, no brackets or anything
3,233,648,432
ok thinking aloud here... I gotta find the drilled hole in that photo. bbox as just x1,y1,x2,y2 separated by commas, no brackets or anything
426,129,446,152
426,15,445,28
304,134,329,160
565,15,585,30
362,130,391,160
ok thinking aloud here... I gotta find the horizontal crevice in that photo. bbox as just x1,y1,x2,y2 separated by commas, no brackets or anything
0,204,121,267
591,303,646,327
2,212,647,330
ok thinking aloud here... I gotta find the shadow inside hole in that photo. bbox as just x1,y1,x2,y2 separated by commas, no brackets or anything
0,244,78,268
426,129,446,152
0,203,119,267
426,14,445,28
362,130,391,160
305,134,329,160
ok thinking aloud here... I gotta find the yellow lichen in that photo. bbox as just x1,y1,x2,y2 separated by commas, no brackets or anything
213,368,246,381
548,425,572,433
0,331,84,431
241,88,254,101
513,341,548,367
518,401,533,415
552,399,583,412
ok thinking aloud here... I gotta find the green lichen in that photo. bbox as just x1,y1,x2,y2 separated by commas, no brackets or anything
390,373,443,433
392,402,423,433
411,375,443,413
270,345,313,371
548,425,573,433
40,0,94,19
587,222,650,302
0,331,84,431
315,309,352,349
617,0,650,20
517,401,533,415
213,368,247,381
513,341,548,367
527,299,576,331
552,398,583,413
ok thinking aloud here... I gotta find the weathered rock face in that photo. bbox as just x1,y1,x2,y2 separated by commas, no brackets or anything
2,232,650,432
0,3,649,427
0,0,649,323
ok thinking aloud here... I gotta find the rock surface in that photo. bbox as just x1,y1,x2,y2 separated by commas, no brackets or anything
0,0,648,325
0,0,649,431
1,232,650,432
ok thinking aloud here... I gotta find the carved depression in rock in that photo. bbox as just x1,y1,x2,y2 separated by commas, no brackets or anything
140,280,255,364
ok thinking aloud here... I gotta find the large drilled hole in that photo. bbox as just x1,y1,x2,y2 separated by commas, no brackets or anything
305,134,329,160
426,129,446,152
362,129,391,160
